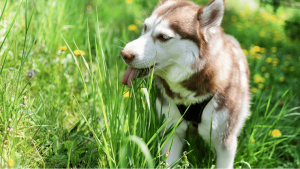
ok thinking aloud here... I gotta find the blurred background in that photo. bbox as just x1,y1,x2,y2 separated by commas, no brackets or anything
0,0,299,168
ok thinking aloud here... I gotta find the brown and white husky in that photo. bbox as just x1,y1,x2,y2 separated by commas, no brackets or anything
121,0,250,168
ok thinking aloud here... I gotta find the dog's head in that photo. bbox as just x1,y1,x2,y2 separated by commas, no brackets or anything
121,0,225,86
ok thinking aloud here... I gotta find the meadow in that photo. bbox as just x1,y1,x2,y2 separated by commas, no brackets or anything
0,0,300,168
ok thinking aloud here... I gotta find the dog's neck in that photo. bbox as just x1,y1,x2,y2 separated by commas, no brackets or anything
155,32,235,105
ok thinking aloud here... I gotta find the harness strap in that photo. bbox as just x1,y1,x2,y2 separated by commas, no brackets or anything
176,96,214,127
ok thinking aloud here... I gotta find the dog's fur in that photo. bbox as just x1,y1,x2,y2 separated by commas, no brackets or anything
121,0,250,168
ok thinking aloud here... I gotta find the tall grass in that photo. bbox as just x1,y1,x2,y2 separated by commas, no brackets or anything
0,0,299,168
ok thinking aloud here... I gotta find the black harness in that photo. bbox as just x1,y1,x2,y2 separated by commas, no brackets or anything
176,96,213,127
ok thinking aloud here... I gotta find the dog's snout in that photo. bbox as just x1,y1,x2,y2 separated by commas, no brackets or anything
121,49,135,64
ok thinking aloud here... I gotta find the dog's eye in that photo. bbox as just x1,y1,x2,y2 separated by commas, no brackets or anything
157,34,171,42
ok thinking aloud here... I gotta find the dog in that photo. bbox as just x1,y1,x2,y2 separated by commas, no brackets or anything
120,0,250,168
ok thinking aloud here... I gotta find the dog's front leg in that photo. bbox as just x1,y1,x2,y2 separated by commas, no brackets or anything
213,136,237,169
156,98,188,165
198,100,237,169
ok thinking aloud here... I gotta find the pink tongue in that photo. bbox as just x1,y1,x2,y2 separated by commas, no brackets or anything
121,67,149,87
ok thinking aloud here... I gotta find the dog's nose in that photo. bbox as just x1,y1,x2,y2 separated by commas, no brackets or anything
121,49,135,64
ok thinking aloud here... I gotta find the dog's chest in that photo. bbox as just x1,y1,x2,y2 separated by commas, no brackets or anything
162,79,213,105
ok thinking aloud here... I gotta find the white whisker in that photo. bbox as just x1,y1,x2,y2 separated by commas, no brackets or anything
139,5,148,18
119,39,128,45
154,66,168,74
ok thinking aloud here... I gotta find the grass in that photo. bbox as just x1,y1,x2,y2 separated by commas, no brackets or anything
0,0,299,168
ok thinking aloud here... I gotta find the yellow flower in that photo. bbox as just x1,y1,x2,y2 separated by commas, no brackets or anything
242,49,248,55
126,0,133,4
254,46,260,52
272,59,279,66
271,47,277,53
258,83,264,89
231,15,237,22
74,50,85,56
255,54,261,59
279,77,285,82
8,158,14,167
251,88,257,93
261,66,266,72
3,14,7,18
270,129,282,137
59,46,67,51
123,91,129,97
260,48,266,53
251,139,255,143
254,74,265,84
259,31,266,37
87,5,92,10
289,66,295,72
266,57,272,63
128,24,137,32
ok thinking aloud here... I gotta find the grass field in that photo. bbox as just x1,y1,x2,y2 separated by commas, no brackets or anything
0,0,300,168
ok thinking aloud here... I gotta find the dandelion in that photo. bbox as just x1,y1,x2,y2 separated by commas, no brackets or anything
251,88,257,93
258,83,264,89
254,46,260,52
8,158,14,167
254,74,265,84
242,49,248,55
272,59,279,66
87,5,92,10
251,139,255,143
271,47,277,53
254,54,261,59
231,15,237,22
260,48,266,53
128,24,137,32
279,77,285,82
59,46,67,51
261,66,266,72
270,129,282,137
74,50,85,56
249,47,256,55
126,0,133,4
259,31,266,37
123,91,129,97
266,57,272,63
289,66,295,72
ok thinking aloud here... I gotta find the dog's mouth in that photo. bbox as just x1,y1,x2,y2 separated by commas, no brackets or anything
121,65,155,87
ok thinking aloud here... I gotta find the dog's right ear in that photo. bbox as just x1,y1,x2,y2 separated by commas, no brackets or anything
198,0,225,41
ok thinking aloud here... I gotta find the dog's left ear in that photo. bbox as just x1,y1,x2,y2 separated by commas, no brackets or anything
198,0,225,41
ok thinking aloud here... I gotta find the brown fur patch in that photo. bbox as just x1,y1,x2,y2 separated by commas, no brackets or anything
156,76,182,99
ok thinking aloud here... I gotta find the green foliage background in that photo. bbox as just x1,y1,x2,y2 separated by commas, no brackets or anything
0,0,299,168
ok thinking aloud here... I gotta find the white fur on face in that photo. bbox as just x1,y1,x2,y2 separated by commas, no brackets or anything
123,14,200,83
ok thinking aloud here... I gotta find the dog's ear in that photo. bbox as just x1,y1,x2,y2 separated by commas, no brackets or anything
198,0,225,41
